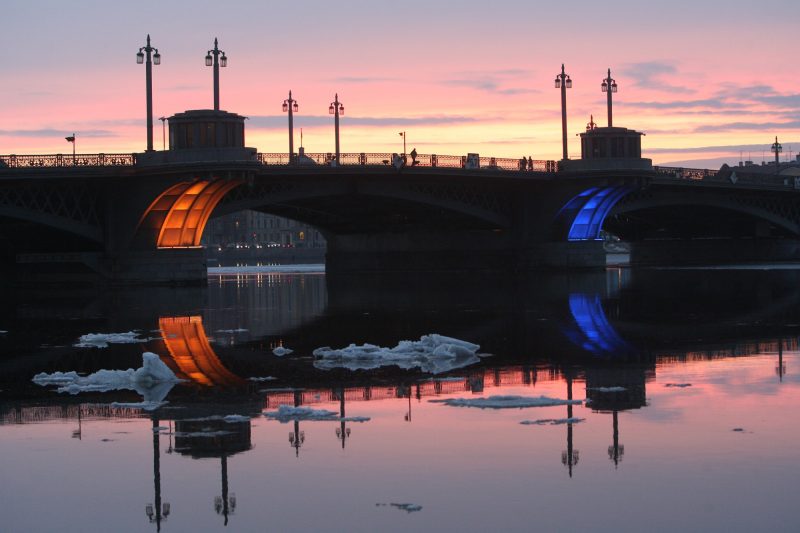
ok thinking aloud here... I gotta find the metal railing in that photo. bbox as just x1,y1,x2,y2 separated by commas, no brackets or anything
256,152,555,172
0,153,136,168
653,166,716,180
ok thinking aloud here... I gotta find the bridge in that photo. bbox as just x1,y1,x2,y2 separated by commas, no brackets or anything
2,109,799,284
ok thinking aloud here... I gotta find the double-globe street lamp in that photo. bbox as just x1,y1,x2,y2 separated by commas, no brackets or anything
136,35,161,152
283,91,299,163
601,68,618,127
328,93,344,164
205,38,228,111
554,64,572,161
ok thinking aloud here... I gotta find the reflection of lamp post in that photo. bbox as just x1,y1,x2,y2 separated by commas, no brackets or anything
136,35,161,152
204,38,227,111
600,68,618,127
72,404,82,439
145,416,171,531
607,410,625,467
289,390,305,457
554,64,572,161
335,388,352,449
777,339,786,381
328,93,344,164
561,371,579,477
213,454,236,526
282,91,299,163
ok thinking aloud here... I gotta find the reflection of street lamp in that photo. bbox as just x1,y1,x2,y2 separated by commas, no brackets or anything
561,370,579,477
204,37,228,111
335,388,352,449
145,416,170,531
213,454,236,526
607,410,625,467
328,93,344,164
777,340,786,381
158,117,166,151
600,68,618,127
554,64,572,160
289,423,305,457
136,35,161,152
282,91,299,163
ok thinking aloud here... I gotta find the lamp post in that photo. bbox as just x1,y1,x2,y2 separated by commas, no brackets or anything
328,93,344,164
65,133,76,165
158,117,166,150
399,131,406,158
205,38,228,112
600,68,618,127
137,35,161,152
771,136,783,170
554,64,572,160
283,91,299,163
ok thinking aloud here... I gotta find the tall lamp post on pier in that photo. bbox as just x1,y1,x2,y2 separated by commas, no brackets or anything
554,64,572,160
771,136,783,171
205,38,228,111
329,93,344,164
137,35,161,152
600,68,618,127
283,91,299,163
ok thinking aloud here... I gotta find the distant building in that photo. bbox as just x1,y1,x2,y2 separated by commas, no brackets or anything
202,210,326,249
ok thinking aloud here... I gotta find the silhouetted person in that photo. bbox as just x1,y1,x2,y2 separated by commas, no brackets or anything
410,148,418,166
520,156,527,170
528,156,533,171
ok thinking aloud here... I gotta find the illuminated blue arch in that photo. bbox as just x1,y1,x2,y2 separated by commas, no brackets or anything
556,186,634,240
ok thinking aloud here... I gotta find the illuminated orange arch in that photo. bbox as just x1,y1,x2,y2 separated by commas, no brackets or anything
159,316,245,387
138,178,243,248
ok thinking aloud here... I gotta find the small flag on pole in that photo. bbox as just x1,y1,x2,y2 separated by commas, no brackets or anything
65,135,75,143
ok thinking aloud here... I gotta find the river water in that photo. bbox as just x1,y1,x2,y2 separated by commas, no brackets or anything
1,266,798,532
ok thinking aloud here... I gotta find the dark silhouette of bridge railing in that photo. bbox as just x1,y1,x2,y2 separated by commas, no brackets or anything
0,152,556,172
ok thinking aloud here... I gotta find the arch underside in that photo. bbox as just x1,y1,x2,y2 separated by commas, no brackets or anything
607,193,800,240
213,179,512,235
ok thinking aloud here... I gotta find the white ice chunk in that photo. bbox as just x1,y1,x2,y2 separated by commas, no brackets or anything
520,417,585,425
247,376,277,382
313,334,481,374
0,330,7,334
430,395,583,409
33,352,180,406
74,331,150,348
588,386,627,392
223,415,251,423
272,346,293,356
264,405,371,423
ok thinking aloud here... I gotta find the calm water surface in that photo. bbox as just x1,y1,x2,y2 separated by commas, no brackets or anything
1,267,798,532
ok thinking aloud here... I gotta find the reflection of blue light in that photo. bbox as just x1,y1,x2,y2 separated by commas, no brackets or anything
563,293,632,357
556,186,633,240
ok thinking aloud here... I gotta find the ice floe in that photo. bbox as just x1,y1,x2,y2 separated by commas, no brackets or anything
0,330,7,334
33,352,181,410
273,346,293,356
588,386,627,392
264,405,371,423
74,331,151,348
430,395,583,409
520,417,585,425
216,328,249,334
376,503,423,513
248,376,277,382
313,334,482,374
664,383,692,388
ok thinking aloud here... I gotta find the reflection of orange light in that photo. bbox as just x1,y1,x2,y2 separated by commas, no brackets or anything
138,178,243,248
159,316,245,387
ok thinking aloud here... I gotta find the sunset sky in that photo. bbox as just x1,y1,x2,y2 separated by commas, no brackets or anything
1,0,798,167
